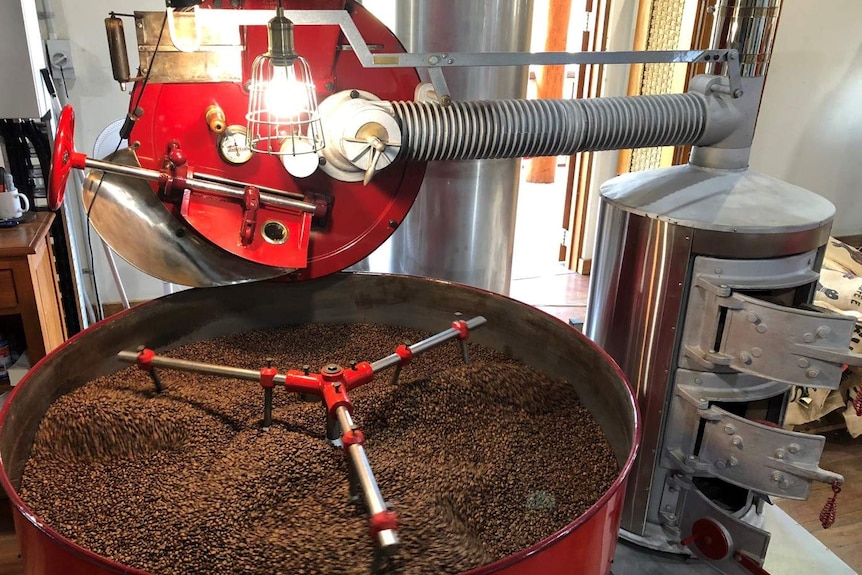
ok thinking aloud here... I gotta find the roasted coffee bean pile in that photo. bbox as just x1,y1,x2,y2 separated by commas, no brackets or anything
20,323,619,575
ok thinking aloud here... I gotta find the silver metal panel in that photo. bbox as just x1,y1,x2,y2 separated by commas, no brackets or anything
136,11,243,83
381,0,532,294
601,165,835,236
585,203,694,536
671,479,770,575
696,406,841,499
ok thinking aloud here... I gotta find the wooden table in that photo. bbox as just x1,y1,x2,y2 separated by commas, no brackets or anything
0,212,67,368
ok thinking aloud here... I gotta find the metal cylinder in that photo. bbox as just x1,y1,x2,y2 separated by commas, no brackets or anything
0,272,638,575
709,0,781,77
381,0,533,294
105,16,130,84
393,93,710,161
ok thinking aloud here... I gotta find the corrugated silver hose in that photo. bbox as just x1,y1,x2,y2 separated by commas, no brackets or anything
392,93,710,161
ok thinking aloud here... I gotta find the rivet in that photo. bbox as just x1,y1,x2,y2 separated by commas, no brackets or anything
724,424,735,435
732,436,743,449
695,378,703,384
803,332,815,343
772,471,782,481
788,443,800,454
774,448,785,459
716,460,727,470
756,324,768,334
738,351,752,364
728,457,739,468
715,267,724,275
816,326,832,338
779,479,790,490
798,358,810,368
806,368,821,379
751,347,763,358
747,312,759,324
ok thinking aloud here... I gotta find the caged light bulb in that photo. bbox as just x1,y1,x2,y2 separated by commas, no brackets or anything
264,65,309,121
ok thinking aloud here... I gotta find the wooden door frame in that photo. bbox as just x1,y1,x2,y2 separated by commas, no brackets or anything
562,0,611,275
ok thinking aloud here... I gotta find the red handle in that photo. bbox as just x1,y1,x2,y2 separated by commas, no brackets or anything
48,105,87,210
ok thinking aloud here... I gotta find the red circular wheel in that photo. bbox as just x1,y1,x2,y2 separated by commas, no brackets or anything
48,105,85,211
688,518,731,561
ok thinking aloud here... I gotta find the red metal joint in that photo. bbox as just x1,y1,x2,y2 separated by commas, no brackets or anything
260,365,278,390
136,348,156,372
452,320,469,340
166,140,187,166
322,381,352,418
342,428,365,452
343,361,374,390
283,370,323,396
369,510,399,539
395,344,413,365
241,186,261,246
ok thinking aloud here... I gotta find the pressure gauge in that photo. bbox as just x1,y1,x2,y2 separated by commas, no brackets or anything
217,125,253,165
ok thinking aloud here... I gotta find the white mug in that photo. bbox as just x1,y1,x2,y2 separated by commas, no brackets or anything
0,191,30,219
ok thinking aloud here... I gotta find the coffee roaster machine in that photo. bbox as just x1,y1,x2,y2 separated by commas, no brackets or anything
0,0,858,574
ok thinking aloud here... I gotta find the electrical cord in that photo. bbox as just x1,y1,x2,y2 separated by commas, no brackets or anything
81,11,167,320
86,11,167,221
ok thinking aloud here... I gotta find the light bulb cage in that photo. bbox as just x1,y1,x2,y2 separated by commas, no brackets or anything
245,53,325,157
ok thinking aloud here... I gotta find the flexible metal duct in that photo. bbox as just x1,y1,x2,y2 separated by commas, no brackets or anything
392,92,709,161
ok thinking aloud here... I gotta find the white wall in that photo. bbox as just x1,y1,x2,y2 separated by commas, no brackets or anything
44,0,171,305
750,0,862,237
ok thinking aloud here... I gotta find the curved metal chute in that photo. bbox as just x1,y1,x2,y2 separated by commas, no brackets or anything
82,148,290,287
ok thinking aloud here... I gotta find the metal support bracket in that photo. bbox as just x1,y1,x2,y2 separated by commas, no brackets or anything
158,9,743,102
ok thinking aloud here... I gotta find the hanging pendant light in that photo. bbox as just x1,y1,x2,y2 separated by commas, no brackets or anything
246,0,324,162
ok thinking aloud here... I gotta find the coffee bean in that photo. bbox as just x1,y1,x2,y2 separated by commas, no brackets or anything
19,324,618,575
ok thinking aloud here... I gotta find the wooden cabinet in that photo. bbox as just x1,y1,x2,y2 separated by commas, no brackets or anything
0,212,67,373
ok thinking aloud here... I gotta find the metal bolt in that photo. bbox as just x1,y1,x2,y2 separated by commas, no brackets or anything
751,347,763,358
806,368,821,379
350,90,360,99
772,471,782,482
686,455,696,463
732,89,744,98
447,58,454,64
724,424,735,435
756,324,768,334
715,267,724,275
716,460,727,470
695,377,703,384
779,479,790,490
728,457,739,468
788,443,800,454
664,504,673,512
666,514,677,525
738,351,752,364
816,326,832,339
803,332,815,343
732,436,743,449
798,358,810,368
333,381,341,392
747,312,759,324
440,94,452,107
324,82,335,91
265,357,274,368
136,345,145,352
302,364,311,375
427,55,440,65
774,448,785,460
349,360,358,370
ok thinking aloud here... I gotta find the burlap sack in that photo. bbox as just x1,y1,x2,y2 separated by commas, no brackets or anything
791,238,862,435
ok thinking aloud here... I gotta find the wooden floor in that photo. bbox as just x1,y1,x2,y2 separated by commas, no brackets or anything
0,272,859,573
775,431,862,572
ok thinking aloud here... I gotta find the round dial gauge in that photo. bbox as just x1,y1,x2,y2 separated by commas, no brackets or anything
217,125,253,165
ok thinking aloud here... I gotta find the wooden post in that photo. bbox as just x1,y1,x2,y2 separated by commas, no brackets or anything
526,0,572,184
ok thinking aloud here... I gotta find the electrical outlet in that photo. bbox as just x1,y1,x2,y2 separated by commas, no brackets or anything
45,39,75,81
